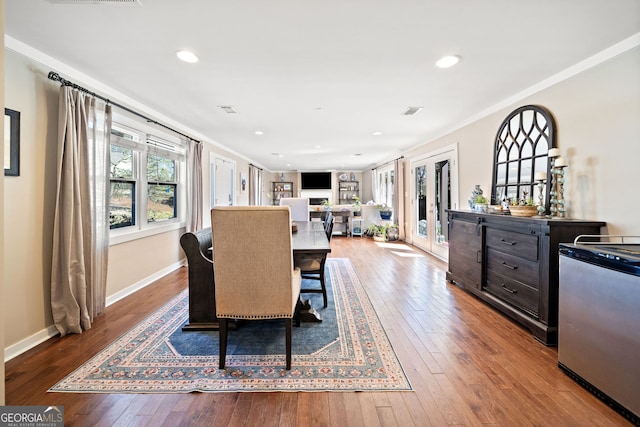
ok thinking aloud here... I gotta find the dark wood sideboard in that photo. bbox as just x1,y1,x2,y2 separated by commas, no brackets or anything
446,210,605,345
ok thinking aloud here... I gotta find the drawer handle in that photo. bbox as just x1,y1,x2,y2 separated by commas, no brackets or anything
500,238,517,246
501,262,518,270
501,284,518,294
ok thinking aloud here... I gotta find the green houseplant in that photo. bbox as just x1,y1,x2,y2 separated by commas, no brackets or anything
352,196,361,217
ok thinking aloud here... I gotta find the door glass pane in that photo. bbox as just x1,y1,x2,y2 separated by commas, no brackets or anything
434,160,450,245
415,165,427,238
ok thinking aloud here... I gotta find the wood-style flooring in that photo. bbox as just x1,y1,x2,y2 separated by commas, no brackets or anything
5,236,630,426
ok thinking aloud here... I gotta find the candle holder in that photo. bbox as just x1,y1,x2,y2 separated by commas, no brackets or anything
549,158,558,216
536,179,546,216
555,165,567,218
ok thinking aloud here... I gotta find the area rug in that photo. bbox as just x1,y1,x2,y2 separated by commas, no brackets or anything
49,258,411,393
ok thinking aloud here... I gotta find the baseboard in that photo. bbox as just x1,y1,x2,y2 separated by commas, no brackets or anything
4,325,60,362
4,259,186,362
105,260,185,306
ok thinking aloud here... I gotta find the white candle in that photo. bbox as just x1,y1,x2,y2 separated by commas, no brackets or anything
555,157,568,167
548,148,560,158
535,171,547,181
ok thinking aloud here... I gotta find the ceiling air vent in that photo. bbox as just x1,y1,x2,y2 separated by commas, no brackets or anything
402,106,423,116
218,105,239,114
47,0,142,4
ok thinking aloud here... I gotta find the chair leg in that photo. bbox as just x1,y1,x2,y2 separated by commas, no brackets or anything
320,270,328,308
285,318,292,370
219,318,228,369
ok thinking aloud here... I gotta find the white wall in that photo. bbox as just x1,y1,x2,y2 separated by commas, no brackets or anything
1,0,6,404
404,47,640,237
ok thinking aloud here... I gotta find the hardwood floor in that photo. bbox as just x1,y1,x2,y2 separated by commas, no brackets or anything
5,237,630,426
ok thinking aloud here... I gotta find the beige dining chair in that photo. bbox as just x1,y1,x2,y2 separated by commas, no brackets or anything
211,206,302,370
279,197,310,222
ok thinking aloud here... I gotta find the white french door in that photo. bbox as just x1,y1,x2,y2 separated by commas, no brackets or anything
409,144,459,260
210,155,236,207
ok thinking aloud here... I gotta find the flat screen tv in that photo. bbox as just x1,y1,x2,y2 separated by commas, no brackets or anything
301,172,332,190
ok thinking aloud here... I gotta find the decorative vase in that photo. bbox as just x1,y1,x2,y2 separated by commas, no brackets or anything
468,185,484,210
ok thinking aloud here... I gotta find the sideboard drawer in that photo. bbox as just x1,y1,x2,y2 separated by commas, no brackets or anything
486,247,539,288
485,270,539,317
486,228,538,261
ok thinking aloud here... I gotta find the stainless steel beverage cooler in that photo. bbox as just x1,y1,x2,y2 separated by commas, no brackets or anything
558,236,640,425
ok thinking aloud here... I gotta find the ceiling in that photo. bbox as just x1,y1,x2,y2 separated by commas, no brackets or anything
6,1,640,171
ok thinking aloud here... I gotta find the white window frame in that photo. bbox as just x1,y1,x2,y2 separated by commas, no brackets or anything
109,114,186,245
374,163,395,208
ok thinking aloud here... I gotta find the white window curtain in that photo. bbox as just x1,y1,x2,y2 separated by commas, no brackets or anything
51,86,111,336
393,158,406,240
186,139,203,232
249,164,263,205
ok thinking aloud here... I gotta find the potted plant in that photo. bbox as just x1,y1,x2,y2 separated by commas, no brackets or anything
472,194,488,213
377,203,392,220
352,196,361,217
321,199,332,211
371,224,388,242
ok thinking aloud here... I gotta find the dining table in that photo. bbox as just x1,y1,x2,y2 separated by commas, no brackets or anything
292,220,332,322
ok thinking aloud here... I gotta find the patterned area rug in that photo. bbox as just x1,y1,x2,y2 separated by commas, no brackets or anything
49,258,411,393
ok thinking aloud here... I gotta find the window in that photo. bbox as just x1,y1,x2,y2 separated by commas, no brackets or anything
109,122,185,235
374,163,395,209
491,105,556,211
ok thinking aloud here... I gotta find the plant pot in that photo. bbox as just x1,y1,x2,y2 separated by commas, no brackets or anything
508,205,538,217
380,211,392,220
472,203,488,213
373,233,386,242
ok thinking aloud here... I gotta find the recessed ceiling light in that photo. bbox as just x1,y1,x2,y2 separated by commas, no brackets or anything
271,153,284,157
176,50,199,63
435,55,461,68
372,131,382,136
254,130,264,135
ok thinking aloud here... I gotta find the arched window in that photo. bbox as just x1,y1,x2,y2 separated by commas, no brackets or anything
491,105,556,213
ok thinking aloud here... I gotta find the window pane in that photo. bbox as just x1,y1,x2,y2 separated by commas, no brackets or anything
110,182,135,229
148,184,176,222
111,144,133,179
147,154,176,182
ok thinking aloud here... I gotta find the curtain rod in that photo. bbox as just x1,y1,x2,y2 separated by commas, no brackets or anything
47,71,200,144
249,163,263,171
372,155,404,170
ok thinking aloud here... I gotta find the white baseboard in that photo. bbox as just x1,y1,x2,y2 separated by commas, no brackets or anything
4,259,186,362
4,325,60,362
105,260,185,307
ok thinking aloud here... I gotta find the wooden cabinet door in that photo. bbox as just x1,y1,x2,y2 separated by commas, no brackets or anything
448,218,483,289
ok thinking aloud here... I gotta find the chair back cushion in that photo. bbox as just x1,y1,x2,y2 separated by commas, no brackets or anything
279,198,309,222
211,206,300,319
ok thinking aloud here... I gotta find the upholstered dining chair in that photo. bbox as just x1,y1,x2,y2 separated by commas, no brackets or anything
294,214,334,308
211,206,302,370
279,197,310,222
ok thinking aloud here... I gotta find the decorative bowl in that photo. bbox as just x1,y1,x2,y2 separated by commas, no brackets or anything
508,205,538,217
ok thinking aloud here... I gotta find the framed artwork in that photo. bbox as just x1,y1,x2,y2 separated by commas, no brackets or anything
4,108,20,176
